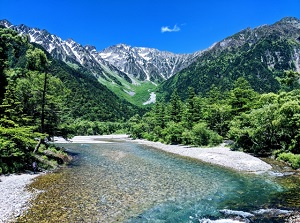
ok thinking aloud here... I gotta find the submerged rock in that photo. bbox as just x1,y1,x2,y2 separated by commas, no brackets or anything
199,219,246,223
286,211,300,223
218,208,297,223
220,209,254,218
252,208,292,216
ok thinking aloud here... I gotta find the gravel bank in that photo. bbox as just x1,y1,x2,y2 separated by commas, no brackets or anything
0,173,42,223
54,134,273,173
130,139,273,173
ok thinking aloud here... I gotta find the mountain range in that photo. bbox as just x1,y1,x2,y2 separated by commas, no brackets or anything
1,17,300,104
0,19,201,105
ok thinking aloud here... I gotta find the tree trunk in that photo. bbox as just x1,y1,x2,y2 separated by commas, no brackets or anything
33,138,42,154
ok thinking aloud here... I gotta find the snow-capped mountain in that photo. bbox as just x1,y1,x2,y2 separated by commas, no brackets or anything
99,44,201,81
0,19,200,83
0,20,132,83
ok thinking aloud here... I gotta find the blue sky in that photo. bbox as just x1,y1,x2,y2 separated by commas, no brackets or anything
1,0,300,53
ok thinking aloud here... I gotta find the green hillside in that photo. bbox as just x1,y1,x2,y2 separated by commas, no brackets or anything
97,66,157,107
158,17,300,101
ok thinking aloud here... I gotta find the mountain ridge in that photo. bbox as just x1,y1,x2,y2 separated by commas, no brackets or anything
158,17,300,100
1,17,300,104
98,43,201,81
0,19,199,82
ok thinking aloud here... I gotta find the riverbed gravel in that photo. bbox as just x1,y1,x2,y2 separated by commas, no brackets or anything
0,173,41,223
130,139,273,173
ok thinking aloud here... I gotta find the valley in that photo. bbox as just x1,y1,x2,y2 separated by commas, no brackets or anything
1,11,300,223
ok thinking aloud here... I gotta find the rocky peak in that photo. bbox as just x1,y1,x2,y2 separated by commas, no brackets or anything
275,17,300,26
98,44,200,81
85,45,97,52
0,19,12,28
207,17,300,55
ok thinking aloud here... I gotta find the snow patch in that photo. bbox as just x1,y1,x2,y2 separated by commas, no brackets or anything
143,92,156,105
29,34,36,42
49,43,55,52
123,89,135,96
99,52,112,59
66,41,82,64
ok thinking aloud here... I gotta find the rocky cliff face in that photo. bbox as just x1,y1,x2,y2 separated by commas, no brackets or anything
207,17,300,73
98,44,201,82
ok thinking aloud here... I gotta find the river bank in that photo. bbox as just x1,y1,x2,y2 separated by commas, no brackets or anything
54,134,273,173
1,134,298,222
130,139,273,173
0,173,43,223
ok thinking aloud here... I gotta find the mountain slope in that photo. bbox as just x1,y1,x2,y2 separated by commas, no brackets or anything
99,44,201,82
0,20,200,106
0,25,142,122
158,17,300,100
47,56,142,121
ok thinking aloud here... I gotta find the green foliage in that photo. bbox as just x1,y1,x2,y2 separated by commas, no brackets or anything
191,122,223,146
278,70,300,91
229,90,300,155
228,77,259,116
204,103,232,137
49,59,143,122
129,76,300,164
183,87,202,129
25,48,49,71
163,121,185,144
128,87,224,146
0,120,45,173
169,90,182,123
277,152,300,169
68,119,127,136
0,27,74,172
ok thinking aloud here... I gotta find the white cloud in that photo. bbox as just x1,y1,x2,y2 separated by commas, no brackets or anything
161,24,180,33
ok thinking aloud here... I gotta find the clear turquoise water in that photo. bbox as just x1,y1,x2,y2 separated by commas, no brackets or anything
21,141,298,222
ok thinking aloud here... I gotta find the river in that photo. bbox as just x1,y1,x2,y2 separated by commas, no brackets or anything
18,139,300,222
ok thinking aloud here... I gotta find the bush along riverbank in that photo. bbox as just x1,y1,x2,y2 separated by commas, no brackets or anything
0,140,72,175
127,84,300,170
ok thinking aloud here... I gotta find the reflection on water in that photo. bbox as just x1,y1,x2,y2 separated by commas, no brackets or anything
19,141,299,222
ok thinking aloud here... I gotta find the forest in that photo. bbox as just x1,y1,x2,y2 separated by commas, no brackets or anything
0,27,140,173
128,75,300,169
1,26,300,174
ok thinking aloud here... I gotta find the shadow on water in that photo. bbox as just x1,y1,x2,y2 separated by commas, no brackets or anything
18,141,300,223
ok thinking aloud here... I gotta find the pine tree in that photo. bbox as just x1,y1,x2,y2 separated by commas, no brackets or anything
184,87,201,129
169,90,182,123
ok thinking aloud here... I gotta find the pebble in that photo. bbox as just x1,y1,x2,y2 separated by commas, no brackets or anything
0,173,41,223
131,139,273,172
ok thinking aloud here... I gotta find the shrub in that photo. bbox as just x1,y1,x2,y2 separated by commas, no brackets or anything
163,122,185,144
277,152,300,169
0,163,9,174
192,123,222,146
